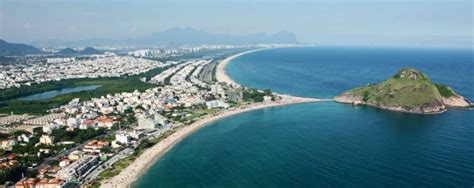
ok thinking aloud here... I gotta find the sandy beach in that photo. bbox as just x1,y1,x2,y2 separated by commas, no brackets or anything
215,48,269,87
101,96,324,188
101,49,330,188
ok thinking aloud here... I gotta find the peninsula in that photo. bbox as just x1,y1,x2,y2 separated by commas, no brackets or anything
334,68,471,114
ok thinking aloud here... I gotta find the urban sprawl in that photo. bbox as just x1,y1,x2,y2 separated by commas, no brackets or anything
0,44,291,187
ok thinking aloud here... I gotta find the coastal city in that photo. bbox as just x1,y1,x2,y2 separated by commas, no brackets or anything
0,43,317,187
2,1,473,187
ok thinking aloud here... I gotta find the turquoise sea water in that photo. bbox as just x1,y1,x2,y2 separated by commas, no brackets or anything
134,47,474,187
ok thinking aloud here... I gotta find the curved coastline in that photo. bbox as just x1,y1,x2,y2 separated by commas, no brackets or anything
215,48,270,87
102,48,328,188
102,97,321,188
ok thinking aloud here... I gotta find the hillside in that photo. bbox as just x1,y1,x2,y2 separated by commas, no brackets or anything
0,39,43,56
57,47,102,55
80,47,102,55
334,68,471,114
58,47,78,55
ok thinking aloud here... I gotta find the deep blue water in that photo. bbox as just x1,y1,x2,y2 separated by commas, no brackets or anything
14,85,100,101
134,47,474,187
227,47,474,99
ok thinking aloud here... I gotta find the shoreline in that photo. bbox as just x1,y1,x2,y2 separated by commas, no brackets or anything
101,97,324,188
333,98,447,115
102,48,331,188
215,48,270,87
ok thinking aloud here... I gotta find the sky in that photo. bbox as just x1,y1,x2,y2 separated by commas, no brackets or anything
0,0,472,47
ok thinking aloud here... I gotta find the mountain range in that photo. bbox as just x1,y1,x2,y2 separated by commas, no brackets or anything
57,47,102,55
1,27,299,55
0,39,102,56
32,27,299,47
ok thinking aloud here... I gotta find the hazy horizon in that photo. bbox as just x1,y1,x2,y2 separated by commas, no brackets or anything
0,0,472,48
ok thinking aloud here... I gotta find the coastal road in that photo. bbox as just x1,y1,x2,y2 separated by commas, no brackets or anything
35,133,110,170
84,148,134,183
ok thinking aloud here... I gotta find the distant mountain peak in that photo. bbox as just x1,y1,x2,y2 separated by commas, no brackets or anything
81,47,102,55
146,27,298,45
57,47,102,55
32,27,299,47
0,39,43,56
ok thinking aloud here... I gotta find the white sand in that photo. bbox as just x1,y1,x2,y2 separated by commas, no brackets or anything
215,48,269,87
101,49,331,188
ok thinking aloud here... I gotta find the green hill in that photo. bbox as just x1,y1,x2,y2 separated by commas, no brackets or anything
334,68,471,114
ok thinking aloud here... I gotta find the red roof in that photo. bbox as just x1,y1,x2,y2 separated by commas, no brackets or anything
15,178,37,186
6,153,16,159
83,119,95,125
96,116,113,123
36,178,64,185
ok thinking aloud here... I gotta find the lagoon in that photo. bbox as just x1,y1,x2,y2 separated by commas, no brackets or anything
13,85,100,101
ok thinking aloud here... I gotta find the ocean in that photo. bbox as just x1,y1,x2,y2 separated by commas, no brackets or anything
133,47,474,187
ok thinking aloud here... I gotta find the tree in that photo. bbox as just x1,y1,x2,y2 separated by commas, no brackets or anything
100,146,112,154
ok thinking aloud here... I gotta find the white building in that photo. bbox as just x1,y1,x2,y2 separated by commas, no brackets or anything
263,96,273,102
115,133,130,144
56,155,99,180
137,115,156,129
47,57,75,63
66,118,81,128
39,135,55,145
43,124,60,134
136,113,168,130
206,100,229,109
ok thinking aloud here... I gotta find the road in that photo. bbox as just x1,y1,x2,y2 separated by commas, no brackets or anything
35,133,110,170
83,148,134,183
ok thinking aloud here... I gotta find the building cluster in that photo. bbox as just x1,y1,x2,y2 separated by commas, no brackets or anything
128,49,177,57
14,178,65,188
0,56,256,187
56,155,99,181
0,115,34,126
127,44,244,58
149,61,193,84
149,59,211,89
46,57,75,63
0,56,170,89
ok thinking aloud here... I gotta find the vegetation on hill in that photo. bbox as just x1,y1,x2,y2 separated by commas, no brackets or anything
435,84,455,97
334,68,470,114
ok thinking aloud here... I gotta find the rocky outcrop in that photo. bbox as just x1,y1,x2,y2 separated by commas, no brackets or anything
334,93,448,114
442,94,471,108
333,95,362,105
333,68,471,114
